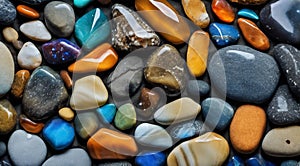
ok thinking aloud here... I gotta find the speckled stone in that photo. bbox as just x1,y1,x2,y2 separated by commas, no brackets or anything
19,0,51,5
168,120,203,140
0,100,17,135
0,0,16,25
74,112,100,140
0,42,15,97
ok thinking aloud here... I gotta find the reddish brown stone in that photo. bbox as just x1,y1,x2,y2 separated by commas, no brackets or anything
11,70,30,98
19,114,44,134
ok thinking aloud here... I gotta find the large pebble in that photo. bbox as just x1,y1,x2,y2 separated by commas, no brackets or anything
168,132,229,166
22,66,69,121
74,112,100,140
208,45,280,103
135,152,166,166
17,42,42,70
262,126,300,157
20,20,52,42
8,130,47,166
134,123,172,149
0,42,14,97
0,0,16,25
168,120,203,140
114,103,136,130
0,100,17,135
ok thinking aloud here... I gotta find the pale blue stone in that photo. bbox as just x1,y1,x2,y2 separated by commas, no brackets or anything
238,9,259,20
96,104,117,123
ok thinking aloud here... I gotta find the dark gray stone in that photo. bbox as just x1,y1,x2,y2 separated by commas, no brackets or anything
0,142,6,157
74,112,101,140
0,0,16,25
267,85,300,125
18,0,50,5
187,80,210,97
168,120,203,140
208,45,280,104
22,66,69,121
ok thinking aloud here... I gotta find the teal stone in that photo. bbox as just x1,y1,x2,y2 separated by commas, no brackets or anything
96,104,116,123
114,103,136,130
75,8,110,50
238,9,259,20
74,0,93,8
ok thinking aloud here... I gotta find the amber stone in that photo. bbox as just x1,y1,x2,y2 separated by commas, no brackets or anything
137,88,160,119
68,43,118,73
87,128,138,160
212,0,235,23
181,0,210,28
238,18,270,51
19,114,44,134
11,70,30,98
187,30,210,77
60,70,73,89
17,5,40,19
135,0,190,44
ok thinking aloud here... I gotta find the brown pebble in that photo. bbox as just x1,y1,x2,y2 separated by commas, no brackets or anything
11,70,30,98
60,70,73,89
19,114,44,134
58,107,74,121
137,88,160,119
2,27,19,43
12,40,24,50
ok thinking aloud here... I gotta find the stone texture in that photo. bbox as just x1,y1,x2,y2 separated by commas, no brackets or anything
0,42,14,97
2,27,18,42
11,70,30,98
20,20,52,42
114,103,136,130
212,0,235,23
181,0,210,28
0,100,17,135
17,41,42,70
74,112,101,140
19,114,44,134
0,0,16,25
17,5,40,19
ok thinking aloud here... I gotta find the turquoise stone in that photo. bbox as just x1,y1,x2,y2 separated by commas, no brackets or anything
135,152,166,166
96,104,116,123
209,23,240,47
238,9,259,20
74,0,93,8
75,8,110,50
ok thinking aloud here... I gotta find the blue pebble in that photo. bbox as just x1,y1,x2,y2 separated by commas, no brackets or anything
96,104,117,123
281,160,298,166
135,152,166,166
209,23,240,47
227,155,244,166
43,118,75,150
238,9,259,20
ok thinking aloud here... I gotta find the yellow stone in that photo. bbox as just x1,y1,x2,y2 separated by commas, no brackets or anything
187,30,210,77
58,107,75,121
182,0,210,28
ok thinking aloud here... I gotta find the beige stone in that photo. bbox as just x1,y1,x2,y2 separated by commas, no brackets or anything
59,107,75,121
0,42,15,97
2,27,19,42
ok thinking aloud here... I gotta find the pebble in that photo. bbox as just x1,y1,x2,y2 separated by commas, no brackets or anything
75,8,110,50
134,123,173,149
135,152,166,166
8,130,47,166
238,9,259,20
59,70,72,89
2,27,18,42
168,132,229,166
260,0,300,45
144,44,186,95
44,1,75,37
43,118,75,150
187,80,210,97
281,160,298,166
96,103,116,123
22,66,69,121
209,23,240,47
168,120,203,140
271,44,300,98
229,0,268,5
0,42,14,97
68,43,118,73
11,70,30,98
73,0,93,8
70,75,108,110
17,5,40,19
238,18,270,51
187,30,210,77
99,162,132,166
42,39,80,65
137,87,160,119
20,20,52,42
111,4,160,51
87,128,138,160
42,148,91,166
230,105,266,154
12,40,24,50
19,0,50,5
19,114,44,134
0,142,5,157
17,41,42,70
58,107,74,122
0,0,16,25
208,45,280,103
262,126,300,157
114,103,136,130
227,155,244,166
212,0,235,23
181,0,210,28
201,98,234,131
74,112,100,140
0,100,17,135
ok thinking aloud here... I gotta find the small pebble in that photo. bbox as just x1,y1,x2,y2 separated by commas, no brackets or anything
10,70,30,98
0,42,15,97
238,9,259,20
20,20,52,42
74,112,100,140
2,27,18,42
19,114,44,134
114,103,137,130
17,5,40,19
60,70,73,89
17,41,42,70
135,152,166,166
58,107,74,121
12,40,23,50
209,23,240,47
212,0,235,23
0,99,17,135
0,142,6,157
96,104,117,124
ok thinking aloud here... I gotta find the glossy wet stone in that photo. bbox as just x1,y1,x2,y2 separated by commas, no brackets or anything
18,41,42,70
19,114,44,134
17,5,39,19
0,100,17,135
238,18,270,51
19,0,50,5
43,118,75,150
229,0,268,5
75,8,110,50
2,27,18,43
212,0,235,23
209,23,240,47
0,0,16,25
0,142,5,157
74,0,93,8
96,104,117,124
87,128,138,160
0,42,14,97
227,155,244,166
58,107,74,121
182,0,210,28
22,66,69,121
114,103,136,130
42,39,80,65
187,80,210,97
68,43,118,73
168,120,203,140
208,45,280,103
11,70,30,98
137,88,160,119
238,9,259,20
135,152,166,166
112,4,160,51
260,0,300,45
135,0,190,44
60,70,73,89
74,112,100,140
168,132,229,166
271,44,300,99
20,20,52,42
8,130,47,166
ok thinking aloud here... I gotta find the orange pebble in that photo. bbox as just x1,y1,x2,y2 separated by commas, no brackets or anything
212,0,235,23
17,5,40,19
60,70,73,89
19,114,44,134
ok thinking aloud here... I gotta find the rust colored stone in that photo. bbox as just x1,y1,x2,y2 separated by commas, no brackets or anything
212,0,235,23
11,70,30,98
60,70,73,89
17,5,40,19
137,88,160,119
19,114,44,134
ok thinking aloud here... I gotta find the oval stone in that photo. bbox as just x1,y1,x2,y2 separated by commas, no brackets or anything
0,100,17,135
20,20,52,42
0,42,15,97
2,27,18,43
58,107,74,122
18,41,42,70
212,0,235,23
114,103,136,130
182,0,210,28
17,5,40,19
209,23,240,47
238,9,259,20
0,0,16,25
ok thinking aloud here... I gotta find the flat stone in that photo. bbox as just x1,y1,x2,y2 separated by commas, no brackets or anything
229,0,268,5
19,0,51,5
135,152,166,166
0,42,15,97
168,120,203,140
134,123,173,149
17,5,40,19
114,103,136,130
168,132,229,166
73,0,93,8
0,100,17,135
19,114,44,134
42,148,91,166
58,107,74,122
17,41,42,70
212,0,235,23
182,0,210,28
262,126,300,157
209,23,240,47
0,0,16,25
0,142,5,157
154,97,201,125
22,66,69,121
187,80,210,97
111,4,160,51
20,20,52,42
96,104,117,124
2,27,18,42
230,105,266,154
8,130,47,166
44,1,75,37
208,45,280,103
70,75,108,111
238,9,259,20
74,112,100,140
11,70,30,98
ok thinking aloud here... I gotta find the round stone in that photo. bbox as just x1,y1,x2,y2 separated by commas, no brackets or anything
17,42,42,70
2,27,18,42
0,42,15,97
58,107,74,122
182,0,210,28
0,99,17,135
0,0,16,25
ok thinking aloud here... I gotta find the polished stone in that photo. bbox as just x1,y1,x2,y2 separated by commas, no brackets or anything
212,0,235,23
0,42,15,97
238,9,259,20
137,87,160,119
0,100,17,135
114,103,136,130
96,104,116,124
17,5,40,19
58,107,74,122
168,120,203,140
209,23,240,47
20,20,52,42
19,114,44,134
182,0,210,28
60,70,73,89
11,70,30,98
0,0,16,25
18,41,42,70
74,0,93,8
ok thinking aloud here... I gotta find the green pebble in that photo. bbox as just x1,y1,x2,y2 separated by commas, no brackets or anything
114,103,136,130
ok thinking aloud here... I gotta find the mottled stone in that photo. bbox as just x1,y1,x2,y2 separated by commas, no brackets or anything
20,20,52,42
18,41,42,70
187,80,210,97
135,152,166,166
0,0,16,25
74,112,100,140
58,107,74,122
238,9,259,20
229,0,268,5
209,23,240,47
17,5,40,19
19,114,44,134
19,0,51,5
114,103,136,130
0,100,17,135
11,70,30,98
0,42,14,97
168,120,203,140
182,0,210,28
212,0,235,23
2,27,18,42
